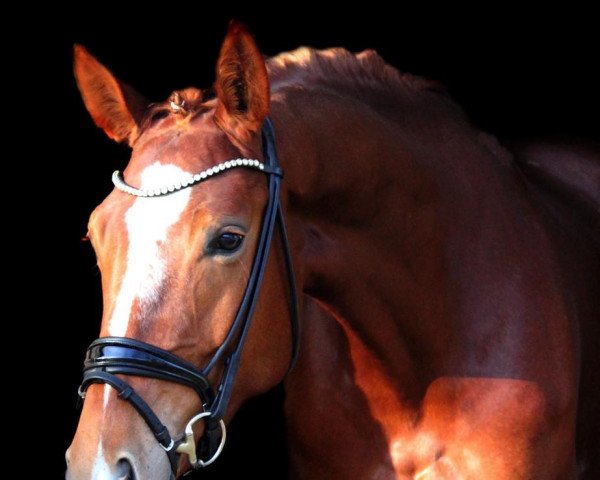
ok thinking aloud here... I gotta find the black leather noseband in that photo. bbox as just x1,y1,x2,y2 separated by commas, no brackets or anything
78,118,300,476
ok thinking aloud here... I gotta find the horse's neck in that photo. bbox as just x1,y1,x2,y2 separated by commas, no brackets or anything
274,89,574,477
275,90,516,382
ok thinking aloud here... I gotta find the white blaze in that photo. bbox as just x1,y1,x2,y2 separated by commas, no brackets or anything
102,384,110,410
91,441,112,480
108,162,192,336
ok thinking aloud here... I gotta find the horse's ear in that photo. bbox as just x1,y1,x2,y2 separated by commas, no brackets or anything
74,45,147,145
214,22,269,144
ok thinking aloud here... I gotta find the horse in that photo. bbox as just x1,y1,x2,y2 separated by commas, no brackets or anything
66,22,600,479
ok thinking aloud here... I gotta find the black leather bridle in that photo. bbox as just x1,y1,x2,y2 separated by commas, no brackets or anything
78,118,300,476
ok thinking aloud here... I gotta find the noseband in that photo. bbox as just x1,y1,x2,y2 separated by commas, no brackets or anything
78,118,300,475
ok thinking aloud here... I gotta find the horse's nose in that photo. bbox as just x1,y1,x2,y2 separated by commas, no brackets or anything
65,451,137,480
65,446,71,468
116,458,135,480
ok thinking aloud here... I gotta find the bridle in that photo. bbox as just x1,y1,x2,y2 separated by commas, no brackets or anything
78,118,300,476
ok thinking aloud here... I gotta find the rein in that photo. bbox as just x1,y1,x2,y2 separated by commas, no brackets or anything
78,118,300,475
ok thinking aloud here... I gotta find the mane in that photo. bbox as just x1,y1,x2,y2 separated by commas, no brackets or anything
267,47,442,97
265,47,471,132
265,47,514,175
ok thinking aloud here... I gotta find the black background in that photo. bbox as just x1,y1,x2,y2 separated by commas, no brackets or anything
30,6,597,479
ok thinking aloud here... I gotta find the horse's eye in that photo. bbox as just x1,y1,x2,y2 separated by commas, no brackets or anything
213,232,244,252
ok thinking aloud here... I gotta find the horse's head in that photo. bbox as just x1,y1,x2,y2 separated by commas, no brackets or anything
66,24,297,480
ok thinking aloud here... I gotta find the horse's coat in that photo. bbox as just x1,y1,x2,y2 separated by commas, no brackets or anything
67,24,599,480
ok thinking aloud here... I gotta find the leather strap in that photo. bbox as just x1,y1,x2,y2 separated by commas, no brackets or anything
84,337,215,403
80,370,180,471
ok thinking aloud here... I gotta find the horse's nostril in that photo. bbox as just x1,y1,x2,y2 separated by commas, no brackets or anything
117,458,135,480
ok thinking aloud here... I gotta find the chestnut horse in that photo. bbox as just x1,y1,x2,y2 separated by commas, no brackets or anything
67,23,599,479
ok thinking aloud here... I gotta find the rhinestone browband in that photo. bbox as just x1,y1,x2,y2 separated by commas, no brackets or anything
112,158,281,198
